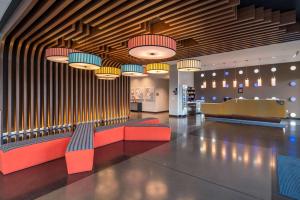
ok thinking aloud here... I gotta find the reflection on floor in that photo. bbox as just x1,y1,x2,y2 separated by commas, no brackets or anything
1,112,300,200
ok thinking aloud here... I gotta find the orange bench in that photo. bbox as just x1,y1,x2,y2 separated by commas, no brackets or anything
124,124,171,141
0,133,71,175
65,123,94,174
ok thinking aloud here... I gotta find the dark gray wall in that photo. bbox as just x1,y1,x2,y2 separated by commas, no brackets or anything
195,61,300,118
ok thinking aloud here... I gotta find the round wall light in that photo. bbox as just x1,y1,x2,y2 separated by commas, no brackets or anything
238,70,243,75
290,66,296,71
212,72,216,77
289,81,297,87
289,96,297,102
212,96,217,101
201,73,205,77
271,67,277,72
224,71,229,76
290,113,297,118
254,68,259,74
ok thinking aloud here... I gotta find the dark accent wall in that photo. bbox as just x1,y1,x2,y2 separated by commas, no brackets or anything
194,62,300,118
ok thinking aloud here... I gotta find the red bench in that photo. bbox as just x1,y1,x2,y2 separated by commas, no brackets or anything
0,133,71,175
124,124,171,141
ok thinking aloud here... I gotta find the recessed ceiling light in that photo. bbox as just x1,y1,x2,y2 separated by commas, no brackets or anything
238,70,243,75
271,67,277,72
290,66,296,71
254,68,259,74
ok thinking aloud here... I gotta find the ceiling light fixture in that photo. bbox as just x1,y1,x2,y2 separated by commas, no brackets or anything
95,66,121,78
45,48,80,63
128,34,176,59
69,52,101,70
177,59,201,72
121,64,144,77
146,63,170,74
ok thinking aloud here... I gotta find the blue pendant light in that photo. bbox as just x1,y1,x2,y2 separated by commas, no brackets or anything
121,64,144,76
68,52,101,70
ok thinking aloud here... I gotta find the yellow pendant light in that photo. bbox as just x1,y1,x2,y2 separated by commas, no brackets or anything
146,63,170,74
95,66,121,78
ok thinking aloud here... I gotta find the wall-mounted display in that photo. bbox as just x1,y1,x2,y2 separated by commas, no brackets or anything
145,88,155,101
135,88,144,100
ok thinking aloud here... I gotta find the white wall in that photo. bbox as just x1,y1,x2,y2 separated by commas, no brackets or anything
131,76,169,112
169,64,194,116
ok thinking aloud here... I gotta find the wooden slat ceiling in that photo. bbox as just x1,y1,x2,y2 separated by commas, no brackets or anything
6,0,300,65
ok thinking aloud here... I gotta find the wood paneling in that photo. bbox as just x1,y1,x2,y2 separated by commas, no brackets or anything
0,0,299,142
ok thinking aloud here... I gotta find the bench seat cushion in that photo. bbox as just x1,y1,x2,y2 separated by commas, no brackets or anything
126,118,160,125
65,123,94,174
0,133,71,175
124,124,171,141
94,124,126,148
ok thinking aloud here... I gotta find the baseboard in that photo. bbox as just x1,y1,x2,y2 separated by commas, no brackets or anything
206,117,286,128
169,115,187,118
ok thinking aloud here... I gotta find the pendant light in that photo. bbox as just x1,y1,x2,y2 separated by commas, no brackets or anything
270,66,277,86
69,52,101,70
257,58,262,87
222,63,227,88
177,59,201,72
121,64,144,77
244,60,249,87
146,63,170,74
233,62,237,88
95,66,121,78
128,34,176,59
202,81,207,89
45,48,80,63
212,80,216,88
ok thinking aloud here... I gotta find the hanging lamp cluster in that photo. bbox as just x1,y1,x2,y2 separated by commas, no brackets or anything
45,33,177,78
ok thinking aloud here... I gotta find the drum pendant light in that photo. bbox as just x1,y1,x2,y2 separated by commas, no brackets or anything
146,63,170,74
121,64,144,77
69,52,101,70
177,59,201,72
128,34,176,59
95,66,121,79
45,48,80,63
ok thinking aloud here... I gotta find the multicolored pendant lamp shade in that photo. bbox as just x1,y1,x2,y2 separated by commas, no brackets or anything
146,63,170,74
95,66,121,79
68,52,101,70
121,64,144,76
45,48,80,63
128,34,176,59
177,59,201,72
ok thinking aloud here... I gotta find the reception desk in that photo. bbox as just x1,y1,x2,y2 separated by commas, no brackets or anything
201,99,286,122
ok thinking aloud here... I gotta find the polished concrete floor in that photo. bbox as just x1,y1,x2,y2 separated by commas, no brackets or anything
2,112,300,200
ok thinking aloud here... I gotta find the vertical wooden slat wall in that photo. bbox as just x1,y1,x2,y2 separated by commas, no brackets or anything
1,56,130,140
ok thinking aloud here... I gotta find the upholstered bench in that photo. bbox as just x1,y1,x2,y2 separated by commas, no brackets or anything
94,123,126,148
0,133,71,175
65,123,94,174
127,117,160,125
94,118,161,148
124,124,171,141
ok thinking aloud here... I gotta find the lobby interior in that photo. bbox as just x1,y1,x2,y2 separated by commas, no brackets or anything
0,1,300,200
